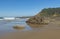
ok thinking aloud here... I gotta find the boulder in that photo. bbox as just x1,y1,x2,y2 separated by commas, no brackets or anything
13,25,25,29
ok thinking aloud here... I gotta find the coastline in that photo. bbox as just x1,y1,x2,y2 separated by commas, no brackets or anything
0,21,60,39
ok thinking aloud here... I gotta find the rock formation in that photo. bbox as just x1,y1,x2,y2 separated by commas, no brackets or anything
26,7,60,25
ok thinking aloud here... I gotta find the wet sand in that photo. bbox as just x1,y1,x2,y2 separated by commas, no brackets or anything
0,29,60,39
0,23,60,39
0,19,60,39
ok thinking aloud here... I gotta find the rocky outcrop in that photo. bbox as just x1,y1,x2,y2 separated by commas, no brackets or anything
26,7,60,25
26,16,50,25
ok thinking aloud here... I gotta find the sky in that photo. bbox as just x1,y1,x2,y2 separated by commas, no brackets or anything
0,0,60,17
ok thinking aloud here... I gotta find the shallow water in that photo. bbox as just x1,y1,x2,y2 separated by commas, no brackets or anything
0,19,33,35
0,18,60,35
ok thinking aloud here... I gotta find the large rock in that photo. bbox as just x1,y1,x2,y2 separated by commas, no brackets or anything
26,16,50,25
26,7,60,27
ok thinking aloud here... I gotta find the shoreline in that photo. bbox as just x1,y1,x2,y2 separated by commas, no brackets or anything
0,18,60,39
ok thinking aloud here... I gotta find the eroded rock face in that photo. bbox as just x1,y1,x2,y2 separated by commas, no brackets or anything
26,7,60,27
26,7,60,25
26,15,50,25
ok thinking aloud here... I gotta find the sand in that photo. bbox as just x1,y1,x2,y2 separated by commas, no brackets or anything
0,29,60,39
0,20,60,39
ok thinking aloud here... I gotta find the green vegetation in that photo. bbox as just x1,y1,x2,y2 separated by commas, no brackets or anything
38,8,60,17
26,7,60,25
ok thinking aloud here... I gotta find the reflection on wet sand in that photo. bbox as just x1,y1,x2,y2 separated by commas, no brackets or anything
0,18,60,39
27,23,48,28
27,23,43,28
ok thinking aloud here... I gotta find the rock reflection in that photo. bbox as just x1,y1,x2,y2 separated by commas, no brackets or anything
27,23,44,28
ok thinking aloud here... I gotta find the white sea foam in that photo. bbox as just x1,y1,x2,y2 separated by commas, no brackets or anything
3,17,15,20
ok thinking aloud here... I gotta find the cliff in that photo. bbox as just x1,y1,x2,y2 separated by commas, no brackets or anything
26,7,60,25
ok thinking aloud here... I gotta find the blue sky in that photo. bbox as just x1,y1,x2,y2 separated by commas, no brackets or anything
0,0,60,17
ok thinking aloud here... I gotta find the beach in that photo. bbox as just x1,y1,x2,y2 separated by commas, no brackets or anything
0,18,60,39
0,20,60,39
0,0,60,39
0,29,60,39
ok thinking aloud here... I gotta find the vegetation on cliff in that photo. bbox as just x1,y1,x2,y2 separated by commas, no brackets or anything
26,7,60,24
38,8,60,17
